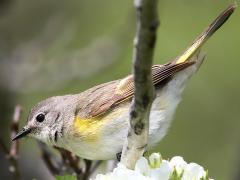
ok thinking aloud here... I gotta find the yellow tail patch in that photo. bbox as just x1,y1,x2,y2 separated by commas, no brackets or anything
175,4,236,64
175,35,205,64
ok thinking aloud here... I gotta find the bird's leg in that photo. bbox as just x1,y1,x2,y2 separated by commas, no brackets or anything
116,152,122,162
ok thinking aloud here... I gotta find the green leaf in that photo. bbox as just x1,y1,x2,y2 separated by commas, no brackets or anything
55,175,77,180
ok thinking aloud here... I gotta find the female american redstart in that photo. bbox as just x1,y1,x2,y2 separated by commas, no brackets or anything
12,4,236,160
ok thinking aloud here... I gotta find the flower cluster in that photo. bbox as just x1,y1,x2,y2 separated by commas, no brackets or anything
94,153,213,180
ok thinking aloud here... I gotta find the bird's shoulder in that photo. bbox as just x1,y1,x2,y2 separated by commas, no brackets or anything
75,75,133,118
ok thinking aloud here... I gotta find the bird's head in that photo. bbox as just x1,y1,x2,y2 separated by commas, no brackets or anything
12,96,74,145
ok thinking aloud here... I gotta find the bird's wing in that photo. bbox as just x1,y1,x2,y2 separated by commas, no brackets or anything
78,61,194,118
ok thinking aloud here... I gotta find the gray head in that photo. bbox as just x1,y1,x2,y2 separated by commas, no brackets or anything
12,95,75,145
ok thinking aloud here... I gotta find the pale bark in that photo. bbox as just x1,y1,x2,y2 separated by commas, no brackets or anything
121,0,159,169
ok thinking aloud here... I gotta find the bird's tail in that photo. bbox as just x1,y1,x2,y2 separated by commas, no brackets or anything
173,3,236,65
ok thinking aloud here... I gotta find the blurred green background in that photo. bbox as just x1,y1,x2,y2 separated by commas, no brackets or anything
0,0,239,179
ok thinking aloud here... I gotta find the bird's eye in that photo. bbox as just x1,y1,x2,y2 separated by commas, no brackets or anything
36,113,45,122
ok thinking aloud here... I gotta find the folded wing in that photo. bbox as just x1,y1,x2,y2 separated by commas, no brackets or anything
79,61,194,118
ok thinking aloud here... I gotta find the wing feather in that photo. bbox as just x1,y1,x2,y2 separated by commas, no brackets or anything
81,61,194,118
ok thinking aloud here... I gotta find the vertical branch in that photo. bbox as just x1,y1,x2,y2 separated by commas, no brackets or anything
0,105,23,179
121,0,159,169
8,105,22,180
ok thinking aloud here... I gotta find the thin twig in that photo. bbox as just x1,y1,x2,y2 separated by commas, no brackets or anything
0,139,9,154
120,0,159,169
8,105,22,180
0,105,23,179
39,143,84,177
40,141,102,179
54,146,89,180
56,147,82,174
81,159,92,180
38,141,61,175
89,160,103,175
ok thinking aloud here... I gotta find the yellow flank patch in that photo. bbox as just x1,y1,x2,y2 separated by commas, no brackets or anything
73,105,129,143
73,116,102,142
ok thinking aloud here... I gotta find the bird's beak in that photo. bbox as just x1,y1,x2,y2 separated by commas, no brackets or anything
12,127,32,141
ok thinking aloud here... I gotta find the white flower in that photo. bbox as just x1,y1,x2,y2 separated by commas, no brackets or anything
170,156,187,174
135,157,150,176
182,163,206,180
150,160,173,180
94,163,150,180
93,153,212,180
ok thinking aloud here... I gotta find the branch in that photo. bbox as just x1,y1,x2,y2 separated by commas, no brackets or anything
8,105,22,179
39,143,83,177
55,147,102,180
38,142,61,175
89,160,103,175
55,147,83,175
39,141,102,179
121,0,159,169
0,105,22,180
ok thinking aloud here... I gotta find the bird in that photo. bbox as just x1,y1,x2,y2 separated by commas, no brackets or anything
12,5,235,161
